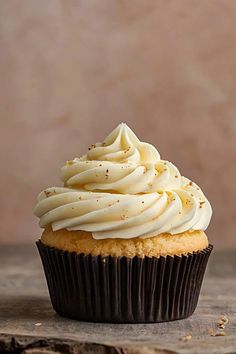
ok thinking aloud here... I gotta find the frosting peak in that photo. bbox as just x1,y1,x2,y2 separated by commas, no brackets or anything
34,123,212,239
86,123,160,164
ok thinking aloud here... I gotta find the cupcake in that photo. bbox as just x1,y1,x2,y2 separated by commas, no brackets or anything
35,123,213,323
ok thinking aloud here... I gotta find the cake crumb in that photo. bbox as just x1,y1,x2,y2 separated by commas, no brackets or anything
180,335,192,342
217,315,229,329
208,327,226,337
215,332,226,337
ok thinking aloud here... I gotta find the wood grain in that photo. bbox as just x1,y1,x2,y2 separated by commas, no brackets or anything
0,245,235,353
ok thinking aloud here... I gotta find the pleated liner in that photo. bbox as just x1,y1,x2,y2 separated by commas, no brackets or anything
37,241,213,323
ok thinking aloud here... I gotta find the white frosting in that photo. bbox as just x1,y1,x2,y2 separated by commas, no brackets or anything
34,123,212,239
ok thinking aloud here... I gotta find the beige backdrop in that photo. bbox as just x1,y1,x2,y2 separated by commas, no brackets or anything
0,1,236,249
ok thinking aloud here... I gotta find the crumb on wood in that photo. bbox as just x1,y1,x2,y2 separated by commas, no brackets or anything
213,331,226,337
34,323,42,327
180,335,192,342
208,328,226,337
217,315,229,329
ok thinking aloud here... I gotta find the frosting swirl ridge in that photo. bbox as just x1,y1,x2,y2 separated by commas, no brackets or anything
34,123,212,239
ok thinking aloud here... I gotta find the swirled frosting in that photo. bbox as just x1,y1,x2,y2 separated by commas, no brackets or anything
34,123,212,239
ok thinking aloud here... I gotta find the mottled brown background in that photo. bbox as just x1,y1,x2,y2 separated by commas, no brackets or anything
0,1,235,249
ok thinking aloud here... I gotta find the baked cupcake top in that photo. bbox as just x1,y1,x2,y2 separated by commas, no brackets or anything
34,123,212,239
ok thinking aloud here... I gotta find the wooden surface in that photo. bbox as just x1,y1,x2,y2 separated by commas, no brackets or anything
0,245,235,354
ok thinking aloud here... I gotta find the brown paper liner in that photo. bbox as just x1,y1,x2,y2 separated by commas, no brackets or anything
37,241,213,323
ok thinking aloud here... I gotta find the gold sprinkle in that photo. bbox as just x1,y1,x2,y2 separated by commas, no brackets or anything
66,160,74,165
44,190,56,198
142,201,144,203
175,175,178,178
88,143,96,151
124,147,131,153
44,190,50,197
199,201,205,208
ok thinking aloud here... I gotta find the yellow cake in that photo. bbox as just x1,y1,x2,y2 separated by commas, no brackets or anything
42,227,208,258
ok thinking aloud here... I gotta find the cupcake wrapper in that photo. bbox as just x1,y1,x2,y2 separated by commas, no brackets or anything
37,241,213,323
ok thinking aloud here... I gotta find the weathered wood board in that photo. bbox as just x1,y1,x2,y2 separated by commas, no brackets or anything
0,245,235,353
